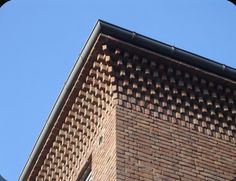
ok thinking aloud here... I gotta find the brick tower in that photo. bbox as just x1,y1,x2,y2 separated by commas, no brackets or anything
20,20,236,181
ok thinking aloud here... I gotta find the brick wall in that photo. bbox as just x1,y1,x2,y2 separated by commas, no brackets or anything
116,104,236,181
25,34,236,181
91,106,117,180
31,39,117,180
109,37,236,180
71,100,117,181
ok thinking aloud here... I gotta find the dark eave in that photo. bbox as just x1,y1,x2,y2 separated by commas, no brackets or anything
19,20,236,181
99,20,236,81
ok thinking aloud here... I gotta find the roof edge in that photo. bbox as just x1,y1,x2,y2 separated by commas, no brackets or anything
20,19,236,180
19,20,102,180
98,20,236,81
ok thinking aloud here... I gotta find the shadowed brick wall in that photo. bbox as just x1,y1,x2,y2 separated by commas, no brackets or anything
116,105,236,181
110,37,236,180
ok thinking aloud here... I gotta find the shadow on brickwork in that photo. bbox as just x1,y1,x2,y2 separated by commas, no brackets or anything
231,177,236,181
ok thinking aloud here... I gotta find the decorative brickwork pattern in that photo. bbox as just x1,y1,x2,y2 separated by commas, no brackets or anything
108,37,236,180
24,34,236,181
116,105,236,180
32,40,117,180
109,41,236,142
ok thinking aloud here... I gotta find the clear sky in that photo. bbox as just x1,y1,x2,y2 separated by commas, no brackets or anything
0,0,236,180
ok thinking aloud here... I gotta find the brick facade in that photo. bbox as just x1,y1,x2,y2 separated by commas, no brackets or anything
112,39,236,180
20,21,236,181
116,105,236,180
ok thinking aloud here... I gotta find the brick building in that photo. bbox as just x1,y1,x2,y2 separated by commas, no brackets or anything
20,20,236,181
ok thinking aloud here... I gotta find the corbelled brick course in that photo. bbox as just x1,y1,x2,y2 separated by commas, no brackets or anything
111,39,236,180
22,24,236,181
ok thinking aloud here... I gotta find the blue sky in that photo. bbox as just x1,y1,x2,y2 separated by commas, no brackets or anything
0,0,236,180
